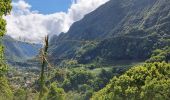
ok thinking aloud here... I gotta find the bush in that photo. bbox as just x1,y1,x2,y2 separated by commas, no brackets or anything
13,88,26,100
47,83,65,100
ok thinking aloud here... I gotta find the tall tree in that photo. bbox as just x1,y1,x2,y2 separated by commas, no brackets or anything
0,0,12,76
39,36,49,100
0,0,12,99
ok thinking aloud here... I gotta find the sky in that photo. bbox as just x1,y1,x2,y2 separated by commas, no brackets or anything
12,0,73,14
5,0,109,43
20,0,73,14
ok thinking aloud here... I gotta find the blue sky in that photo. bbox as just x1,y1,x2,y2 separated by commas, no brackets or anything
13,0,72,14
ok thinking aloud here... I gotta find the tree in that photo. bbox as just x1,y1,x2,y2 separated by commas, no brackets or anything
47,83,65,100
91,62,170,100
0,0,12,75
146,47,170,63
0,0,12,36
0,77,13,100
0,0,12,99
13,88,26,100
39,36,49,100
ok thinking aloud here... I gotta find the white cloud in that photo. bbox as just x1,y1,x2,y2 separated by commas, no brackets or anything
5,0,109,43
12,0,31,14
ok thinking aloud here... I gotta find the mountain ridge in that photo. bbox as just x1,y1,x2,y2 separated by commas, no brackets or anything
49,0,170,65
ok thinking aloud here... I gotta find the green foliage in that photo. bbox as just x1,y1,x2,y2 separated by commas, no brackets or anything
76,42,98,58
0,77,13,100
0,0,12,99
92,69,113,91
0,46,8,76
0,18,6,36
38,86,49,100
47,83,65,100
13,88,26,100
58,66,129,100
79,31,170,64
0,0,12,36
60,60,79,68
147,47,170,63
62,70,94,91
92,62,170,100
54,70,66,82
65,91,83,100
0,0,12,75
62,79,72,92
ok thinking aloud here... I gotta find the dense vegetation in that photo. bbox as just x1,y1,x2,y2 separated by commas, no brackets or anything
51,66,128,100
91,62,170,100
146,47,170,63
0,0,12,99
0,0,170,100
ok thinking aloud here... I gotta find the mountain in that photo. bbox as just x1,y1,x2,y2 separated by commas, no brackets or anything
3,35,42,66
49,0,170,65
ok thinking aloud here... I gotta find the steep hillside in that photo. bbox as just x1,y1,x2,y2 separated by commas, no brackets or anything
49,0,170,65
3,35,42,65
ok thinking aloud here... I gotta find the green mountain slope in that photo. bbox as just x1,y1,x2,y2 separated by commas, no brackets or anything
49,0,170,65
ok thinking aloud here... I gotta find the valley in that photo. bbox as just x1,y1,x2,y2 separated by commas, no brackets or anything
0,0,170,100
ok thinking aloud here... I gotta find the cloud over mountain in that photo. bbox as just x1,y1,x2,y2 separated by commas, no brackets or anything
5,0,109,43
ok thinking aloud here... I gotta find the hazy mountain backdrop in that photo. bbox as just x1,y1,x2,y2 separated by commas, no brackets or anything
3,35,41,66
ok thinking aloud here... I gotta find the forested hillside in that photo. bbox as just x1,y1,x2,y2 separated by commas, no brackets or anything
49,0,170,65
